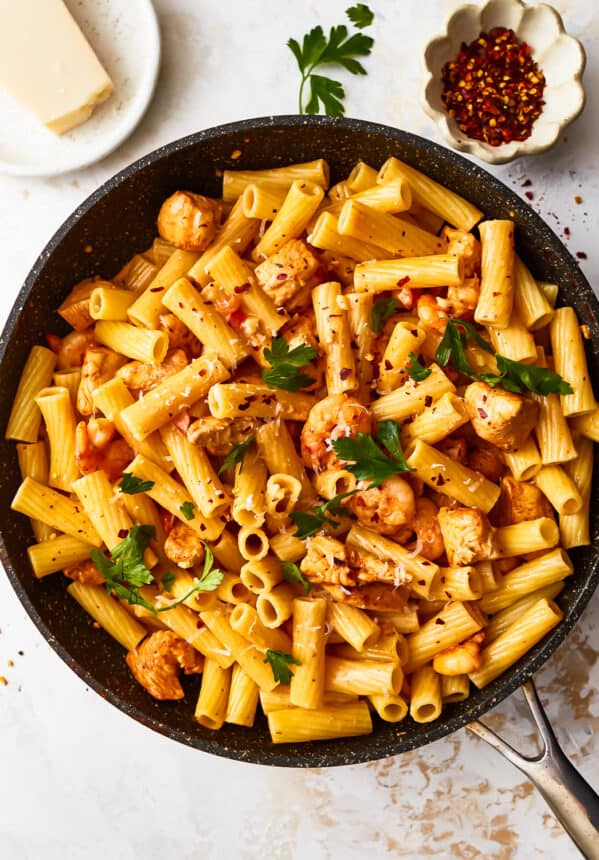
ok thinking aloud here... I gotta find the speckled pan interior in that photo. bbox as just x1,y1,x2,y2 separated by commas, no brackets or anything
0,115,597,768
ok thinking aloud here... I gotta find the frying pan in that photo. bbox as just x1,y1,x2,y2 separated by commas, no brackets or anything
0,116,598,852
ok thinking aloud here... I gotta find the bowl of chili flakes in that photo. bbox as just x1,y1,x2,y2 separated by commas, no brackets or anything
422,0,586,164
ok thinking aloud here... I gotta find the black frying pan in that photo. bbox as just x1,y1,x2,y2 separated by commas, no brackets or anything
1,116,598,772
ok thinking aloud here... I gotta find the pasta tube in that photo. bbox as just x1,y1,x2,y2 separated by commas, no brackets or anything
475,220,514,329
6,346,56,442
354,255,464,293
28,534,92,579
410,665,442,723
338,200,442,257
372,364,455,422
67,582,146,651
194,659,232,730
225,664,260,727
268,702,372,743
550,307,595,417
289,597,328,709
12,478,101,546
313,281,357,394
252,180,324,260
560,435,593,548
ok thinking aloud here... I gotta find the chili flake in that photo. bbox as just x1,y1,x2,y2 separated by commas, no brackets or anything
441,27,546,146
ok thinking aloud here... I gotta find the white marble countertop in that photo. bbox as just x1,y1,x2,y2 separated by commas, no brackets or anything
0,1,597,858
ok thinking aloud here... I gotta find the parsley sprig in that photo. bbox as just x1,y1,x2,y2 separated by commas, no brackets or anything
290,490,357,539
262,336,318,392
179,501,195,521
435,318,573,396
119,473,155,495
287,6,374,115
331,420,413,487
218,434,254,476
263,649,301,685
407,352,431,382
90,525,223,616
371,297,398,333
282,560,311,593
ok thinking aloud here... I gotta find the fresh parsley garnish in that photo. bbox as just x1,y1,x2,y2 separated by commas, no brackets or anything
262,336,318,392
331,421,412,487
482,354,574,396
263,649,301,685
290,490,357,539
91,525,223,615
287,7,374,115
179,501,195,521
91,524,157,613
119,473,155,495
407,352,432,382
435,317,573,396
282,560,311,594
217,434,254,476
161,571,176,592
346,3,374,28
371,297,398,333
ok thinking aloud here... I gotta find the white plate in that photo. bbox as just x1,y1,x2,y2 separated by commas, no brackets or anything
0,0,161,177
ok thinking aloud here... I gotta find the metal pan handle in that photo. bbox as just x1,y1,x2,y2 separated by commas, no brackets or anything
467,678,599,859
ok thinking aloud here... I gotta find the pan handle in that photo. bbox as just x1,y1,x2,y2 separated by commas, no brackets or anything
467,678,599,860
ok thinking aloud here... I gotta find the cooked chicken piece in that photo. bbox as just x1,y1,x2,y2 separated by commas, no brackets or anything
464,381,539,452
63,559,105,586
254,239,320,306
126,630,204,700
48,328,96,370
409,497,445,561
442,226,481,277
75,418,133,482
77,347,127,415
157,191,222,252
187,415,255,456
58,277,111,331
467,443,505,482
436,276,480,318
438,506,496,566
158,312,202,357
282,311,319,351
433,632,485,675
496,475,555,526
322,582,410,612
163,523,206,569
417,294,448,334
300,536,356,587
436,436,468,464
345,546,410,585
116,348,188,394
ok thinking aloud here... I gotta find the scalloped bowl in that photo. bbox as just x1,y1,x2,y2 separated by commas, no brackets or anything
423,0,586,164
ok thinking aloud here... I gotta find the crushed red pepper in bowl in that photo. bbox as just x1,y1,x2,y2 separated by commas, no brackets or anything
441,26,546,146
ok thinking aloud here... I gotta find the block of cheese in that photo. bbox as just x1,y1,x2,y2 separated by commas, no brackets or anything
0,0,114,135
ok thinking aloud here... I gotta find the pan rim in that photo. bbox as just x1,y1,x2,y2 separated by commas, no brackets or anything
1,114,597,767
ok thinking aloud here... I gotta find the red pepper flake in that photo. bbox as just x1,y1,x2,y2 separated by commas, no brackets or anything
441,27,546,146
574,195,583,204
576,251,588,260
564,227,571,238
396,276,411,287
522,178,532,187
234,283,251,294
478,407,488,419
339,367,352,380
525,191,534,200
117,528,129,539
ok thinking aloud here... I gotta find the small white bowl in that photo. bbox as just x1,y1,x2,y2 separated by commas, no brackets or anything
422,0,586,164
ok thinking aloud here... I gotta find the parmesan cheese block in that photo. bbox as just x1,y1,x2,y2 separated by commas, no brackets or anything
0,0,114,135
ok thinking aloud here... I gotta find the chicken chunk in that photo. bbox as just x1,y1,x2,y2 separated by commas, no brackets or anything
157,191,222,252
465,381,539,452
163,523,206,569
495,475,555,526
254,239,320,306
158,312,202,357
77,347,127,415
300,536,356,587
433,632,485,675
438,506,496,566
63,559,105,586
442,226,481,277
467,443,505,482
116,348,188,394
126,631,204,701
322,582,410,612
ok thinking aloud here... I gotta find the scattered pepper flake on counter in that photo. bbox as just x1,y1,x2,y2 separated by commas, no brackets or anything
441,27,546,146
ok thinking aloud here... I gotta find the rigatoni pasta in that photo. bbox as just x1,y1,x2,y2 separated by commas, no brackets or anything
7,154,593,747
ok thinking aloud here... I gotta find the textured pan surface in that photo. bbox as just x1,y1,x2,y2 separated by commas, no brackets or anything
1,115,597,767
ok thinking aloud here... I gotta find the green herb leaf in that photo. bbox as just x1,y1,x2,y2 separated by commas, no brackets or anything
218,434,254,476
91,524,157,613
332,426,412,487
371,297,398,333
155,545,224,612
407,352,432,381
161,571,176,592
282,560,311,594
290,490,357,539
262,336,318,392
119,473,155,495
493,354,574,396
263,649,301,685
435,318,476,377
288,13,374,115
346,3,374,29
179,501,195,521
